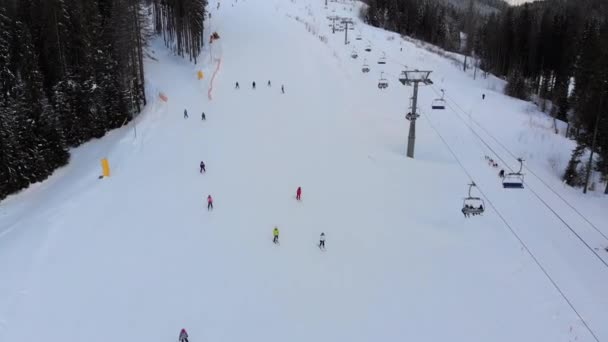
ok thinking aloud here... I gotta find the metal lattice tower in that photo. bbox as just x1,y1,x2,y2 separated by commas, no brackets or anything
398,70,433,158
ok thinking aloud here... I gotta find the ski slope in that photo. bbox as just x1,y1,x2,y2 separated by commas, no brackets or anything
1,0,607,341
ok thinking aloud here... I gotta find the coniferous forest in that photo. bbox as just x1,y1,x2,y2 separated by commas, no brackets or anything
0,0,207,200
363,0,608,192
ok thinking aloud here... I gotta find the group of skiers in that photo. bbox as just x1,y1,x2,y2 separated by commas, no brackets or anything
197,170,320,246
184,109,206,120
484,155,508,179
273,228,326,250
197,161,213,210
271,187,326,250
485,155,499,168
235,80,285,93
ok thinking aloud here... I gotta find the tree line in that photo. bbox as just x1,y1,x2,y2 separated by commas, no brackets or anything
0,0,207,201
363,0,608,192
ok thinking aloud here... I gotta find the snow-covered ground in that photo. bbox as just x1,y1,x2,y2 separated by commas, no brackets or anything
1,0,607,341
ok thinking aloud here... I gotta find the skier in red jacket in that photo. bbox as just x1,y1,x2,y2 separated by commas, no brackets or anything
296,186,302,201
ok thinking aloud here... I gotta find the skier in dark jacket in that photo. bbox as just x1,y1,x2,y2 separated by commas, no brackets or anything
179,329,189,342
200,161,206,173
201,112,206,120
184,109,188,118
499,169,505,178
235,82,240,89
252,81,256,89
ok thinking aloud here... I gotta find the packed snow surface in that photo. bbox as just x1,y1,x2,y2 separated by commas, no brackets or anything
1,0,607,341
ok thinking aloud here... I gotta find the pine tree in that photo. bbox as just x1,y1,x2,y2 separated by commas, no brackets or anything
564,143,586,186
11,20,68,181
1,0,148,200
153,0,207,62
505,69,529,100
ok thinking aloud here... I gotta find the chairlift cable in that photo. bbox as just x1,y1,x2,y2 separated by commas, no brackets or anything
441,90,608,241
429,85,608,267
422,109,601,342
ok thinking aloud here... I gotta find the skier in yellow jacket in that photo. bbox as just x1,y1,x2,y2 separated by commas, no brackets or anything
273,227,279,244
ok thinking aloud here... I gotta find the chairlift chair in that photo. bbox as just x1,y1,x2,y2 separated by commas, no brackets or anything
356,34,362,40
502,158,525,189
362,60,370,73
351,50,358,59
432,89,446,110
462,182,485,216
377,72,389,89
378,52,386,65
432,99,446,110
365,45,372,52
398,71,407,85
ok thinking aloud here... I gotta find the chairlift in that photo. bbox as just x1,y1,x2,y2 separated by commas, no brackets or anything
398,70,407,85
462,182,485,216
362,60,370,73
377,72,389,89
405,112,419,121
365,44,371,52
356,34,362,40
351,50,358,59
432,89,446,110
502,158,525,189
378,52,386,65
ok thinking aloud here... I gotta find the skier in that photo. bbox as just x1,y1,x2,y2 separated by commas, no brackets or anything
252,81,256,89
482,93,486,100
201,112,206,120
273,226,280,244
179,329,189,342
499,169,505,178
184,109,188,119
319,232,326,249
200,161,206,173
281,85,285,94
267,80,271,87
207,195,214,210
235,82,240,89
462,205,470,218
296,186,302,201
